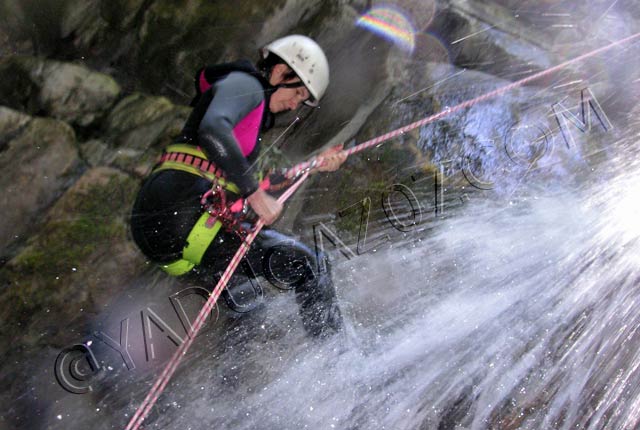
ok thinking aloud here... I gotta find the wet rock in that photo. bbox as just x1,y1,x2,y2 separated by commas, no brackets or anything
105,93,176,148
429,0,555,78
79,138,111,167
81,139,150,178
102,93,190,175
60,0,109,47
0,106,31,145
133,0,291,95
0,56,42,113
0,109,81,255
254,0,324,46
388,63,578,198
0,55,121,127
61,0,147,47
0,16,8,48
2,0,347,101
110,147,148,175
39,58,122,127
0,167,144,350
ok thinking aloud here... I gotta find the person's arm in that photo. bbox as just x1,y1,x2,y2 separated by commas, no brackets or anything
263,143,348,198
198,72,263,197
198,72,283,225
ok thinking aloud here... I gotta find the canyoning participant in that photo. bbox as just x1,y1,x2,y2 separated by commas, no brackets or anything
130,35,346,337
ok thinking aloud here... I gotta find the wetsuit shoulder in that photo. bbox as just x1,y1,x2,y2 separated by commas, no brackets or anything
198,71,267,197
205,72,265,129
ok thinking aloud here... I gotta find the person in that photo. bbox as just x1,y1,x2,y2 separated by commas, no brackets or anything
130,35,347,338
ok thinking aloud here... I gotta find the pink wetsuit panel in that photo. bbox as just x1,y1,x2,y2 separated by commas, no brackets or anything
232,101,265,156
199,71,211,93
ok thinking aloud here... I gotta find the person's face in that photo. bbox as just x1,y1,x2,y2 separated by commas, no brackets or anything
268,64,311,113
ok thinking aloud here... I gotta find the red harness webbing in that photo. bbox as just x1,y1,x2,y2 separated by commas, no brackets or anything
157,151,224,178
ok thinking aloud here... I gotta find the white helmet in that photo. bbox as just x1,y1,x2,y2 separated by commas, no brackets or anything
262,35,329,107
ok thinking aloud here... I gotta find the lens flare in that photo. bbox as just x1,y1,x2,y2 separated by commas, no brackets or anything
356,6,416,53
380,0,437,30
415,32,452,64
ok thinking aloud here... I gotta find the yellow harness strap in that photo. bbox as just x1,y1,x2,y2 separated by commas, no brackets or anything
161,213,223,276
154,144,231,276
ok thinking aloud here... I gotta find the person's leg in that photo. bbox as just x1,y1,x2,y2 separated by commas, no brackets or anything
130,171,211,263
245,228,343,338
185,228,264,312
196,224,343,337
131,172,261,312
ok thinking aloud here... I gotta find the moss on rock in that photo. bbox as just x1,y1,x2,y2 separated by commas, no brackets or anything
0,111,80,254
0,167,144,349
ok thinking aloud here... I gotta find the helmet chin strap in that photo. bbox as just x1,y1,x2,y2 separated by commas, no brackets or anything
276,81,305,89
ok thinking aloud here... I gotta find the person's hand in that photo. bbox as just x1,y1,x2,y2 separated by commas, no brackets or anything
246,188,283,225
313,143,347,173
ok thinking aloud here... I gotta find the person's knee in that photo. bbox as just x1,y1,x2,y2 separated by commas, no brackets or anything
258,237,343,337
261,240,316,290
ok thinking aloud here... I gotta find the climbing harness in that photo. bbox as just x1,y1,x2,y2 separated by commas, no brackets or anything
152,144,240,193
199,179,253,236
153,144,249,276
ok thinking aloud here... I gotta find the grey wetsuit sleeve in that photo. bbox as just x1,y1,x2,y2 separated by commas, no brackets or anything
198,72,265,197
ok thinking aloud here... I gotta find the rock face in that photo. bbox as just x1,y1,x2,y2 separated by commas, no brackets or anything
0,165,145,429
0,108,81,255
0,56,121,127
0,167,144,349
104,93,187,150
2,0,335,100
92,93,190,175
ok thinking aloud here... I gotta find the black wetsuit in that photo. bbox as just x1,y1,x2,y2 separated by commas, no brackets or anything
130,63,342,337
